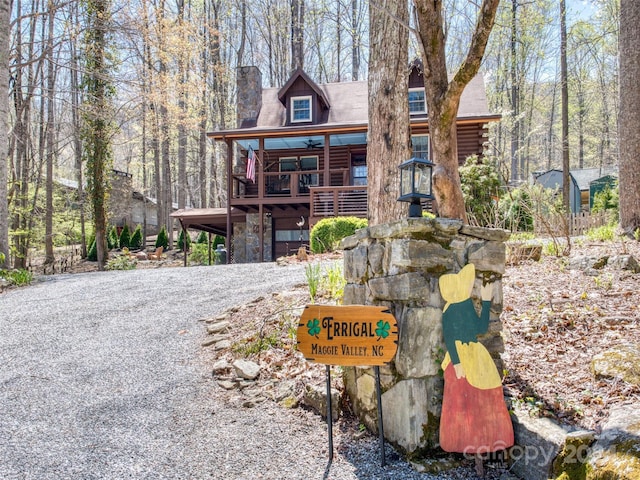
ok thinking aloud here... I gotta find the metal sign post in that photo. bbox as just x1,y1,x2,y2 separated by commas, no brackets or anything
297,305,399,477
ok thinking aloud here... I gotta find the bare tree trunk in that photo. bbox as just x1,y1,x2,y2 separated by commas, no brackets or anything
291,0,304,71
44,1,56,266
352,0,361,81
510,0,519,183
560,0,570,213
366,0,410,225
177,0,187,211
70,13,87,259
0,0,9,267
414,0,500,221
619,0,640,234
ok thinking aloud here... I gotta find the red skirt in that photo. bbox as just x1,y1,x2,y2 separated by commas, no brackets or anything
439,363,514,454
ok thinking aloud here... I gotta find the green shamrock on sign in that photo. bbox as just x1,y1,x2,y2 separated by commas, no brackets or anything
375,320,390,341
307,318,321,338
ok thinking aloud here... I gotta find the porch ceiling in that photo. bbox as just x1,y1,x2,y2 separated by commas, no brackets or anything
170,207,245,236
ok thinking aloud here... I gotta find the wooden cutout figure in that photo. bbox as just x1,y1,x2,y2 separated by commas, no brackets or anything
438,264,514,464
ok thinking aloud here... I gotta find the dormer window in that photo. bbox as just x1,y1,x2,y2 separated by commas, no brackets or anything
409,87,426,114
291,95,312,122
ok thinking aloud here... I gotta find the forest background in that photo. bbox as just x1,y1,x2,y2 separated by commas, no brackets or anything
3,0,619,268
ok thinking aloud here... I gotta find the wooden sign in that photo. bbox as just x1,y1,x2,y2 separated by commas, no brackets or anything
297,305,398,366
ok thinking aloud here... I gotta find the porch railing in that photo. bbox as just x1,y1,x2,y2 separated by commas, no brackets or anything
309,186,368,223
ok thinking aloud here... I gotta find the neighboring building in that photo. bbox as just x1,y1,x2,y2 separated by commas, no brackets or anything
172,63,500,263
57,170,165,236
533,167,618,212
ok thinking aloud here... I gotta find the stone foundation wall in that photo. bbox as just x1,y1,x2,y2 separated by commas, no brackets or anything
233,214,273,263
341,217,509,455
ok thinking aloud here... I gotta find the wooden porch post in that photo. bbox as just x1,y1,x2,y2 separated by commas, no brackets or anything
324,133,330,186
226,138,233,264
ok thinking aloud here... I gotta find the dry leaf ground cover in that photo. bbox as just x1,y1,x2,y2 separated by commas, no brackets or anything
502,239,640,431
209,240,640,436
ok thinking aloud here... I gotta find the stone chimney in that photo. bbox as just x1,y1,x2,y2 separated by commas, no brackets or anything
236,66,262,128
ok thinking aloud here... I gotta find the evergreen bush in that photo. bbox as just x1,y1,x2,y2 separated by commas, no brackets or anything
498,186,534,232
188,243,212,265
310,216,368,254
177,229,191,251
155,226,169,250
196,231,208,244
213,235,225,248
460,155,502,227
129,225,143,250
119,224,131,249
107,225,119,250
591,183,619,222
87,238,98,261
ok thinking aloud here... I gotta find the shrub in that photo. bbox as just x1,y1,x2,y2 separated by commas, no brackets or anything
119,224,131,249
592,183,619,221
460,155,502,227
177,229,191,251
196,231,208,244
498,186,534,232
310,216,368,254
155,226,169,250
0,268,33,286
129,225,143,250
188,243,213,265
213,235,225,248
105,254,137,270
585,224,617,242
107,225,119,250
87,238,98,261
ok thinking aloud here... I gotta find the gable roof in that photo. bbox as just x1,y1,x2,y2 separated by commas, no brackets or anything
277,68,330,109
210,71,498,139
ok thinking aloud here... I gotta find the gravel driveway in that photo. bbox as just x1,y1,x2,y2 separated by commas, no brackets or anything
0,263,500,480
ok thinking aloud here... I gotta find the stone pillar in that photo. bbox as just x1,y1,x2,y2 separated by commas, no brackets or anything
108,170,133,228
244,213,272,263
341,217,509,455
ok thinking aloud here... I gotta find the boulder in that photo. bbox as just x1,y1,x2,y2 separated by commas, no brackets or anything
303,383,341,420
232,359,260,380
591,344,640,387
510,406,573,480
607,255,640,273
587,405,640,479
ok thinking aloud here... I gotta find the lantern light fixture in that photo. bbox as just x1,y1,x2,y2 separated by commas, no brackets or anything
398,157,434,217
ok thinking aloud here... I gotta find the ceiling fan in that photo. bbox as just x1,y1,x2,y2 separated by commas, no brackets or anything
304,139,323,150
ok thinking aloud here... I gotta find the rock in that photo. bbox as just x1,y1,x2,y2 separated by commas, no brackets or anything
214,340,232,351
217,380,237,390
568,256,608,271
368,272,430,302
135,251,148,260
207,321,230,334
303,383,341,420
272,379,297,402
510,406,573,480
507,243,543,264
591,344,640,386
607,254,640,273
551,430,596,479
233,359,261,380
587,405,640,479
211,359,230,374
201,337,218,347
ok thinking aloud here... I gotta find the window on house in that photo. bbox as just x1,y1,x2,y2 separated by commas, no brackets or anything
411,135,430,160
409,88,426,114
299,156,319,188
275,230,310,242
291,96,312,122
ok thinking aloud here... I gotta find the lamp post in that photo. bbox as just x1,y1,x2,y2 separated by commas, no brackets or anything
398,157,434,217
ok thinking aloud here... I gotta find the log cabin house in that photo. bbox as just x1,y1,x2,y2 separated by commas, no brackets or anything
171,62,500,263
